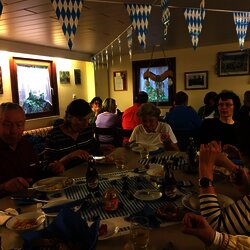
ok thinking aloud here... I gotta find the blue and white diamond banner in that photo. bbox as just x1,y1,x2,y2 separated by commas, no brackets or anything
51,0,83,50
184,8,206,49
125,3,152,49
161,0,170,40
0,0,3,16
233,12,250,50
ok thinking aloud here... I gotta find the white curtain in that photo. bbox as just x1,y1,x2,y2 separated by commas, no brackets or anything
17,65,52,106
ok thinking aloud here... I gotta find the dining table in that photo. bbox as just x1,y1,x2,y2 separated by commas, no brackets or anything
0,147,242,250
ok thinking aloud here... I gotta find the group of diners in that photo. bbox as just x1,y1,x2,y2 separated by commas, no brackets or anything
0,88,250,249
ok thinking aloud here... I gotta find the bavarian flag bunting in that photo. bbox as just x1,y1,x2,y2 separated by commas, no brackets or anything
125,3,152,49
184,7,206,49
161,0,170,40
0,0,3,16
233,12,250,50
51,0,83,50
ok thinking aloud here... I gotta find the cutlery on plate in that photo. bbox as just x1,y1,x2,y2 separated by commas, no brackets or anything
27,184,47,190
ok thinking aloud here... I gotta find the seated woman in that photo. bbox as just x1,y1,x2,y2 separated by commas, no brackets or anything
95,98,119,145
198,90,241,149
89,96,102,127
129,103,179,152
44,99,100,170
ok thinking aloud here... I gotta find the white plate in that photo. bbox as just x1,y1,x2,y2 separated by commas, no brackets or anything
134,189,162,201
98,220,118,240
32,177,74,192
6,211,45,232
41,199,81,217
146,164,164,178
182,193,234,214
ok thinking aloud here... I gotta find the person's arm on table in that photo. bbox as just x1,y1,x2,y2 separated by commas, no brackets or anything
199,141,250,235
182,213,250,250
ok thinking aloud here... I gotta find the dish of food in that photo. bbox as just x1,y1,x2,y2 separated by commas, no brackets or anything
98,220,119,240
182,193,234,213
32,177,74,192
156,204,184,221
6,211,45,232
146,164,164,178
41,199,82,217
134,189,162,201
214,165,231,176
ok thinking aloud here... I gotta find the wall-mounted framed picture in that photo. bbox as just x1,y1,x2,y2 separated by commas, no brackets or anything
59,71,70,84
217,49,250,76
113,71,127,91
0,66,3,94
184,71,208,90
74,69,81,85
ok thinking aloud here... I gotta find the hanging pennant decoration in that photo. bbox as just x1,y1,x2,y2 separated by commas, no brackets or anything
0,0,3,16
125,3,152,49
105,49,109,68
184,6,206,49
233,12,250,50
111,44,114,65
51,0,83,50
127,26,133,59
161,0,170,40
118,37,122,63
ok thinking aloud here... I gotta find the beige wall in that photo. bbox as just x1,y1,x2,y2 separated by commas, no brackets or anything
0,51,95,130
103,42,250,114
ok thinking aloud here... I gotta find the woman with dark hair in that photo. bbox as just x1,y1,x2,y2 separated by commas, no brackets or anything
89,96,102,126
45,99,100,170
198,91,218,119
198,90,241,148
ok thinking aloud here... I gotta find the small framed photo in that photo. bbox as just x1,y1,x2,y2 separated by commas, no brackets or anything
74,69,81,85
184,71,208,90
217,49,250,76
59,71,70,84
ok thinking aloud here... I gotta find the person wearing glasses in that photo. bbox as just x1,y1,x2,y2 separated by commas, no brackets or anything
198,90,241,151
89,96,102,127
0,102,62,196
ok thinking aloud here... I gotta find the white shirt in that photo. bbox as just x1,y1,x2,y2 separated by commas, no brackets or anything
129,122,177,148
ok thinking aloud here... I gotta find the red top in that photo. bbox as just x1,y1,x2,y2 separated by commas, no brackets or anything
122,103,141,130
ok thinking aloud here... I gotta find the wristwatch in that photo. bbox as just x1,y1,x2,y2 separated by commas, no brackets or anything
199,177,214,188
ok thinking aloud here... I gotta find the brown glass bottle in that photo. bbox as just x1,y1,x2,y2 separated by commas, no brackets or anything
86,157,99,192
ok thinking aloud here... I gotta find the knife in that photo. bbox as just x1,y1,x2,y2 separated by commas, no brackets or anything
42,198,86,213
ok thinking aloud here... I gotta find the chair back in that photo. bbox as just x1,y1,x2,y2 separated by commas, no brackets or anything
94,127,121,147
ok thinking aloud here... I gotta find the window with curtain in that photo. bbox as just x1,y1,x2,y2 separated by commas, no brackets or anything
10,57,59,119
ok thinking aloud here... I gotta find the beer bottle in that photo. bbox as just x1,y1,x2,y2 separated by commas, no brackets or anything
86,157,99,192
186,137,198,172
163,161,177,199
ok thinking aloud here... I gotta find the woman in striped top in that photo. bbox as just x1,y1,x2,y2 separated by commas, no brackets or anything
199,119,250,236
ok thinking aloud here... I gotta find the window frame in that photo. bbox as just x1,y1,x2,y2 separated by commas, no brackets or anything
9,57,59,119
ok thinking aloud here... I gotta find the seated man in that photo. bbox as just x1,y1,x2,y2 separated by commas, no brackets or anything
0,102,62,197
122,91,148,130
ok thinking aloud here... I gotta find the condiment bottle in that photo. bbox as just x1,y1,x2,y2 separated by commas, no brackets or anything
103,188,118,212
186,137,198,173
86,157,99,192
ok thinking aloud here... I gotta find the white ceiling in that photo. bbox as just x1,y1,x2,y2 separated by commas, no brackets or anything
0,0,250,58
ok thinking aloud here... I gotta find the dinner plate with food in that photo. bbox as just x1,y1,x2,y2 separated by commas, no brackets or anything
6,211,46,232
182,193,234,214
32,177,74,192
146,163,164,181
98,220,119,240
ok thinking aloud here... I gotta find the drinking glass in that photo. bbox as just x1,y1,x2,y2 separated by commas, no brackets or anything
130,216,150,249
140,148,149,159
114,157,127,169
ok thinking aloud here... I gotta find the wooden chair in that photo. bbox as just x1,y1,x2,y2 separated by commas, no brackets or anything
94,127,121,147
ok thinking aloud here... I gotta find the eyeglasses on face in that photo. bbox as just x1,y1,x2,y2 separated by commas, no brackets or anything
218,103,234,108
